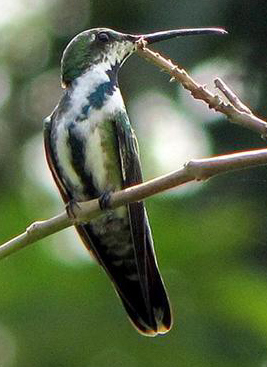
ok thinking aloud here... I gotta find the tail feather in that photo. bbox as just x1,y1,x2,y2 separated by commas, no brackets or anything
145,234,172,334
117,238,172,336
75,217,172,336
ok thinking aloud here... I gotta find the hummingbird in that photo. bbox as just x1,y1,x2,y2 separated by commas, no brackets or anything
44,27,226,336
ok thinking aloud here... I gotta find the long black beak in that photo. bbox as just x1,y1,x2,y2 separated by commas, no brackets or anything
136,28,227,44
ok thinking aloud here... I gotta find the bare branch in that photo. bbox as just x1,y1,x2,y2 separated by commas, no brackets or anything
1,148,267,260
214,78,251,114
2,45,267,260
137,43,267,138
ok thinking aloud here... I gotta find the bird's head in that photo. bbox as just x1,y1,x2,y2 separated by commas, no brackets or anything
61,27,227,88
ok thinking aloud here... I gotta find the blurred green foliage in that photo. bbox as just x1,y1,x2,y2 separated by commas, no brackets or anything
0,0,267,366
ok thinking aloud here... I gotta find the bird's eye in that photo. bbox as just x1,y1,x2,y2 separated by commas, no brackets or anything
98,32,109,42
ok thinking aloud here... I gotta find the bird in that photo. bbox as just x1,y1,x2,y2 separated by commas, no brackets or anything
44,27,226,336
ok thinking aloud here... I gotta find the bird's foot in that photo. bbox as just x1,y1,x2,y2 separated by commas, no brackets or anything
99,190,113,210
65,199,81,219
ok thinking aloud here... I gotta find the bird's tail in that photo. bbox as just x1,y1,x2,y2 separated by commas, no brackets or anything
117,236,172,336
75,210,172,336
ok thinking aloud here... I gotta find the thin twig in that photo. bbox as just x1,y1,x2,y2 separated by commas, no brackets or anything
1,148,267,260
137,43,267,138
214,78,251,114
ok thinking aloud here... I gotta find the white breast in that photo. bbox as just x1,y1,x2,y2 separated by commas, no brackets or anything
55,86,126,201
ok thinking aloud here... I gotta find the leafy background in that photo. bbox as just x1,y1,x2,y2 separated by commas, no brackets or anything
0,0,267,366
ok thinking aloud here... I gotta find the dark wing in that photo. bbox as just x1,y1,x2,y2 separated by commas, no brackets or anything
115,112,149,307
115,111,172,334
44,115,70,203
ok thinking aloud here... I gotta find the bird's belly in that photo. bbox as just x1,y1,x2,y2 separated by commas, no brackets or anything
84,123,122,194
54,119,123,202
